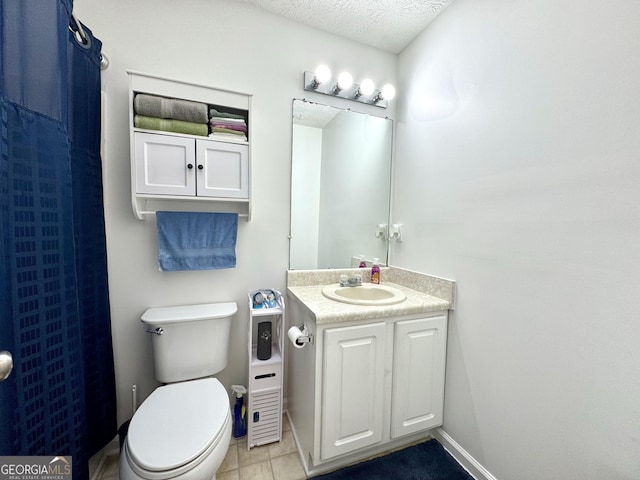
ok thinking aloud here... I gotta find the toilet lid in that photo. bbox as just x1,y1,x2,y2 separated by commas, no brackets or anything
127,378,229,472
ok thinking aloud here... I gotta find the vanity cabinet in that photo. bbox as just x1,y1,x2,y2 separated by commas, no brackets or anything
320,314,447,460
134,132,249,198
128,71,252,220
321,322,387,458
390,316,447,438
286,270,455,476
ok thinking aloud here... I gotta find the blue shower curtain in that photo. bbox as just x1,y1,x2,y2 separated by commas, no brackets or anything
0,1,117,478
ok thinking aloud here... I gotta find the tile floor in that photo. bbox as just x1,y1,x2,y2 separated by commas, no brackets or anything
217,414,307,480
96,414,308,480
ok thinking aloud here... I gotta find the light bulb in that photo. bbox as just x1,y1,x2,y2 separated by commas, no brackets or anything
314,64,331,84
337,72,353,90
381,84,396,100
359,78,375,96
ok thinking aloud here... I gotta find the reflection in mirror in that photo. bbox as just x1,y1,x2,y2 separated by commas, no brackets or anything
290,99,393,270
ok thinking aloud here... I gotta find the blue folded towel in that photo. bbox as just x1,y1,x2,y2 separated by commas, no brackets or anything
156,211,238,271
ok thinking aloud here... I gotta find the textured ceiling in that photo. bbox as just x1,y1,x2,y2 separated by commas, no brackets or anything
293,100,341,129
233,0,453,54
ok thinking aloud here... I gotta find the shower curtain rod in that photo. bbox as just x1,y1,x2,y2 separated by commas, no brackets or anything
69,10,109,70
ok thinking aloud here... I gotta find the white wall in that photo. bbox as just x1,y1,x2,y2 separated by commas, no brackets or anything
318,111,392,267
75,0,396,427
393,0,640,479
290,124,321,269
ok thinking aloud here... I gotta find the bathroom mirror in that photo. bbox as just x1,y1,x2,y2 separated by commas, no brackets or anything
289,99,393,269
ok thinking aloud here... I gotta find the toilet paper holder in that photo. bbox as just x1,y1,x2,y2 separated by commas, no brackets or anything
291,324,314,346
297,325,314,345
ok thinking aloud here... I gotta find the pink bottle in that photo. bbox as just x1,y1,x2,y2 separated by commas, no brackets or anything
371,258,380,284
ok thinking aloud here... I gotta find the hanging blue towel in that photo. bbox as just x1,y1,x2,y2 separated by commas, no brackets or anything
156,211,238,271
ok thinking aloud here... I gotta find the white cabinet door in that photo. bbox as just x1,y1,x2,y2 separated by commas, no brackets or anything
391,315,447,439
321,322,386,460
196,139,249,198
134,132,196,195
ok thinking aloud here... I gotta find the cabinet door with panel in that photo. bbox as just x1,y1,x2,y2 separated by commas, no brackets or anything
321,322,386,460
390,315,447,439
196,139,249,199
134,132,195,195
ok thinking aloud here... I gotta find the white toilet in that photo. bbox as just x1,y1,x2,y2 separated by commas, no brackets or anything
120,302,238,480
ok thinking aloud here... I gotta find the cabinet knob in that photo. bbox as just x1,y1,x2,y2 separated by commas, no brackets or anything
198,164,204,170
187,163,193,169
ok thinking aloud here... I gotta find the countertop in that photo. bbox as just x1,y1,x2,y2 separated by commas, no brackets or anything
286,267,455,325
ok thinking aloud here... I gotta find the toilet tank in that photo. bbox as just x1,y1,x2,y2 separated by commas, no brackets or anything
141,302,238,383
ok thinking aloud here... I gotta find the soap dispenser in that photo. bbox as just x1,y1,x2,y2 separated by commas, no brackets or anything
231,385,247,438
371,258,381,284
358,255,367,268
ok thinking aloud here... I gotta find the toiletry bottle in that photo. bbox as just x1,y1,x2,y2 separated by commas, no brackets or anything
358,255,367,268
371,258,381,284
231,385,247,438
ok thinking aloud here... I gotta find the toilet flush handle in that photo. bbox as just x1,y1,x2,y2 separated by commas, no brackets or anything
146,327,164,335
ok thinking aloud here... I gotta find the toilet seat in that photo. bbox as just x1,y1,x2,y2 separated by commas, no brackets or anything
126,378,230,477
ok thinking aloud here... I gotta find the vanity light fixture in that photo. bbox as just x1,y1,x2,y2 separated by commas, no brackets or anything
334,71,353,94
303,66,395,108
356,78,375,98
376,84,396,102
308,64,332,90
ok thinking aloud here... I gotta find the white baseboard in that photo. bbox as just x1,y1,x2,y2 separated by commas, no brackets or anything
432,428,498,480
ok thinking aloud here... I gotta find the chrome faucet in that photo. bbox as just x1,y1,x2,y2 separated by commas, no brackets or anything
339,274,362,287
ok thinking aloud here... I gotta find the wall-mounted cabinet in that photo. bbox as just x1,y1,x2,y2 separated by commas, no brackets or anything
128,71,252,220
134,133,248,198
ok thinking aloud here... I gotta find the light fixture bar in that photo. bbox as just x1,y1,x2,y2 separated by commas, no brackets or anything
303,71,389,108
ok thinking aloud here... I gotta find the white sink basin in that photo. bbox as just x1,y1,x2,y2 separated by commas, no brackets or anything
322,283,407,306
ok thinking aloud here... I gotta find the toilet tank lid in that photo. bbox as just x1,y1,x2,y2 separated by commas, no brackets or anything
141,302,237,325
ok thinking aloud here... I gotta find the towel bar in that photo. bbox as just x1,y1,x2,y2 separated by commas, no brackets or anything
138,210,249,219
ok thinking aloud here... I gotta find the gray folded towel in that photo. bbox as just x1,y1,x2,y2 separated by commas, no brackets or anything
134,94,208,124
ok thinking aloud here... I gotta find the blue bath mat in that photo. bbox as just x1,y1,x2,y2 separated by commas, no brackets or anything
310,440,473,480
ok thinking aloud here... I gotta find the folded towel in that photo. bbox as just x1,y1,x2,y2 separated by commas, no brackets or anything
208,133,248,143
135,94,209,124
135,115,209,136
209,116,246,124
156,211,238,271
209,108,246,120
210,122,247,132
211,126,247,136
